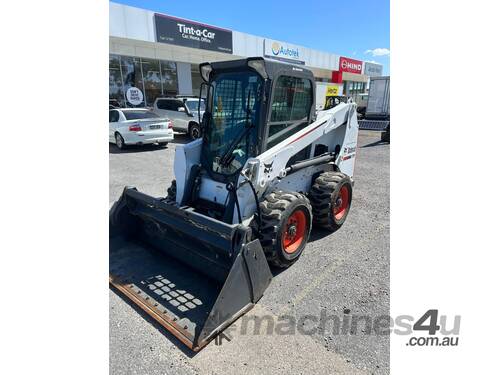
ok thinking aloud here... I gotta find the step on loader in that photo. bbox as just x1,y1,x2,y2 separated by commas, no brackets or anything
110,57,359,351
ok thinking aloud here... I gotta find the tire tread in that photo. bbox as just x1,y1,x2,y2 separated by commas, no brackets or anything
309,171,351,229
259,190,312,268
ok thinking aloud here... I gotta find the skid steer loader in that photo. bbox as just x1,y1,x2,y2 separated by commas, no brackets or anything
110,57,359,351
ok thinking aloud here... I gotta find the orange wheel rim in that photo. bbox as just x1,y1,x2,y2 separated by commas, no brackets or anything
333,185,350,221
282,210,307,254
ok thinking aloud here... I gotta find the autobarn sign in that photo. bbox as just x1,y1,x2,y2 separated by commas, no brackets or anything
154,13,233,54
339,57,363,74
364,61,383,77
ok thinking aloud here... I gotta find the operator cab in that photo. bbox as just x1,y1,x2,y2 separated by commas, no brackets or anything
191,58,316,221
199,58,316,181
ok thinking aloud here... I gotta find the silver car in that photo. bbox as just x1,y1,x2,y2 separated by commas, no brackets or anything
153,97,205,139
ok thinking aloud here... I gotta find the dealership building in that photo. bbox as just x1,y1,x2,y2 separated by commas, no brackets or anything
109,2,383,107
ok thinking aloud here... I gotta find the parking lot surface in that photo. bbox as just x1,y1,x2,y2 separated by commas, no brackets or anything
109,130,390,374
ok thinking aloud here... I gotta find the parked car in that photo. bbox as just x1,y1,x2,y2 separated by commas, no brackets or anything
152,97,205,139
109,98,122,109
109,108,174,150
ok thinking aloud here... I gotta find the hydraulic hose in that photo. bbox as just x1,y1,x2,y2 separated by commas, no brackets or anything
226,182,242,224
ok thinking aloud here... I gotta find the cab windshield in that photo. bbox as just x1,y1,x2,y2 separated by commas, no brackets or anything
202,71,263,176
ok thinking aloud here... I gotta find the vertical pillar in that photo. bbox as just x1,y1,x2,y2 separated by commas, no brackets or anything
176,62,193,96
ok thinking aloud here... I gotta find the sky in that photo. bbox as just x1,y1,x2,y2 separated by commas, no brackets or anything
111,0,390,74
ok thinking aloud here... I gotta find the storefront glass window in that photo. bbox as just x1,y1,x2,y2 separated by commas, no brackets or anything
109,55,181,106
161,61,178,97
121,56,146,107
141,58,162,106
109,55,125,107
343,81,367,97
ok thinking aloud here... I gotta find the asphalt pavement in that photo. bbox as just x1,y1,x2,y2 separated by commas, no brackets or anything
109,130,390,375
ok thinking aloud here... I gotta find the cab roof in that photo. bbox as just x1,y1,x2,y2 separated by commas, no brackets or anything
204,57,315,82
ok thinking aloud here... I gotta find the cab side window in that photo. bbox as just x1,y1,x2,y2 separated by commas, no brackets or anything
267,76,312,149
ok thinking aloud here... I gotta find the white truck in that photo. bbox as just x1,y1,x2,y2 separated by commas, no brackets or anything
365,76,390,120
359,76,390,142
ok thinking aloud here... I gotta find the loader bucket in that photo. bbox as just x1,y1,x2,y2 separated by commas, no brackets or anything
109,187,273,351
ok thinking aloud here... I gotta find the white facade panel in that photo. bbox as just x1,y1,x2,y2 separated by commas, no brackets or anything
110,3,155,42
123,6,154,42
109,2,127,38
233,31,263,59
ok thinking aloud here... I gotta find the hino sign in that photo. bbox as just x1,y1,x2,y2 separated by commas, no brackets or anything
339,57,363,74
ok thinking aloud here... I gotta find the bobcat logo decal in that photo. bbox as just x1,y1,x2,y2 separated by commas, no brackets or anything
263,161,274,174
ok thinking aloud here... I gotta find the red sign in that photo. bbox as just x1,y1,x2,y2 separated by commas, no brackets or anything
339,57,362,74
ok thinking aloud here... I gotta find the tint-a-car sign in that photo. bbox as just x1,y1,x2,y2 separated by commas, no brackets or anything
154,13,233,54
339,57,363,74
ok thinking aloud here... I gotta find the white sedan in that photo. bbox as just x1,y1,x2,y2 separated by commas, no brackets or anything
109,108,174,149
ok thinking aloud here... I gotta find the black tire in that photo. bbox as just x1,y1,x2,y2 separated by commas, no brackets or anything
381,124,390,142
260,191,312,268
189,123,201,140
115,133,126,150
158,142,168,147
309,172,353,230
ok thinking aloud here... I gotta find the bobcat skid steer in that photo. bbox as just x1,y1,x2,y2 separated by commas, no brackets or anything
110,57,359,351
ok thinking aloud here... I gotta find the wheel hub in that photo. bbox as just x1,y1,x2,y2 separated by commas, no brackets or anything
332,185,350,221
287,224,297,237
282,210,307,254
